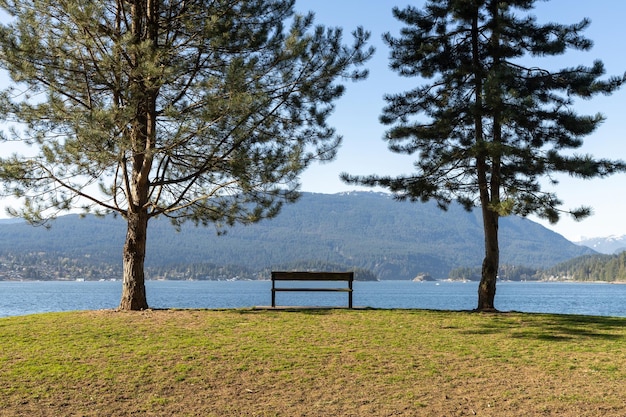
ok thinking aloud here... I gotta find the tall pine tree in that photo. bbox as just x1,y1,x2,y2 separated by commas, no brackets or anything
344,0,625,310
0,0,372,310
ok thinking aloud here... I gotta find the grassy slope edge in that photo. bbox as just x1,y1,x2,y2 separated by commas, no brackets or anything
1,309,625,416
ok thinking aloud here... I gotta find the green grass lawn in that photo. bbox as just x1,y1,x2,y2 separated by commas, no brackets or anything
1,308,625,416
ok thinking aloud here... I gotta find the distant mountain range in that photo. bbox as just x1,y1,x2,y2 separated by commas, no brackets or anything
0,192,596,280
576,235,626,255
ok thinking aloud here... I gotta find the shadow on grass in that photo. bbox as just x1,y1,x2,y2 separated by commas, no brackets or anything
464,312,626,341
515,314,625,341
240,306,349,315
219,307,626,341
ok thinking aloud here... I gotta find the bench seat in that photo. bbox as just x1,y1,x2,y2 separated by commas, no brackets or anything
271,271,354,308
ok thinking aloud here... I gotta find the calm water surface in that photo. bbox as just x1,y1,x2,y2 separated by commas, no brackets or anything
2,280,626,318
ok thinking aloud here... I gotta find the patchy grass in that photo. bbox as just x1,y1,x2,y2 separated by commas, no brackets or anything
1,309,625,416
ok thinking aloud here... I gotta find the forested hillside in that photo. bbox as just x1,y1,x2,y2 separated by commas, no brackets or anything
542,252,626,282
0,192,595,280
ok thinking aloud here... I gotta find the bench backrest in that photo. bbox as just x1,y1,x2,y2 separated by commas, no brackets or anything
271,271,354,282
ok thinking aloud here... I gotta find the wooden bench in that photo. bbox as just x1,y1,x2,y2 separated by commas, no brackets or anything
271,271,354,308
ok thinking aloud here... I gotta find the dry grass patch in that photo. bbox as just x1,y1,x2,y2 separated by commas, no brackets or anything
0,308,625,416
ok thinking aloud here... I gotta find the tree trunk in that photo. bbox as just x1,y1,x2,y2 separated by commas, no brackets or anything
117,0,157,311
477,207,499,311
470,8,498,312
119,210,149,310
475,1,503,312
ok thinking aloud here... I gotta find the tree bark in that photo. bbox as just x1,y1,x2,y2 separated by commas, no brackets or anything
471,4,500,311
119,209,149,310
117,0,156,311
476,0,503,312
477,208,499,311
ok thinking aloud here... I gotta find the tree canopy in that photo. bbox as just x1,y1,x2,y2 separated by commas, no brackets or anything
0,0,373,309
343,0,626,310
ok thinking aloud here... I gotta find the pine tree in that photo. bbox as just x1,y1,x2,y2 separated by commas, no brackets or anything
0,0,372,310
343,0,625,310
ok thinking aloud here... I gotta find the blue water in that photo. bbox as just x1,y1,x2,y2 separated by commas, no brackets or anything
1,280,626,318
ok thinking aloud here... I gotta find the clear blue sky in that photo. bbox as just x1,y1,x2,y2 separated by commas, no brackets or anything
294,0,626,241
1,1,624,242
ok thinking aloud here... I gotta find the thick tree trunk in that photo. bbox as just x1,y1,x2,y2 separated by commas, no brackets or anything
470,8,498,312
117,1,156,311
474,1,503,312
477,208,499,311
119,210,149,310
